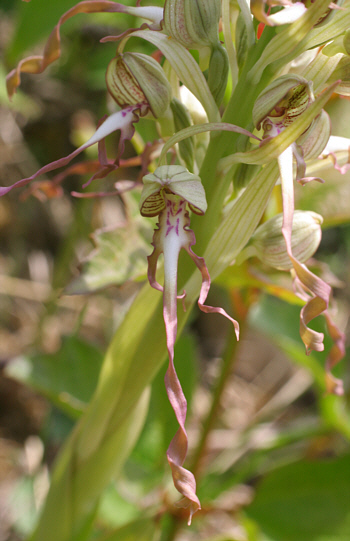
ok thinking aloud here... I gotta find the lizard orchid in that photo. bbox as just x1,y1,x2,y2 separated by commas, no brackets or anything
140,165,239,523
1,51,170,198
251,75,344,394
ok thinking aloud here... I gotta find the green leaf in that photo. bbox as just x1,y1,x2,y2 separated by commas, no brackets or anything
5,336,104,418
31,387,150,541
247,454,350,541
205,162,279,281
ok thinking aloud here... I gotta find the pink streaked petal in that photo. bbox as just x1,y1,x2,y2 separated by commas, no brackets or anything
165,361,201,526
297,176,324,186
278,146,329,352
324,311,345,396
6,1,162,98
0,108,141,197
320,136,350,174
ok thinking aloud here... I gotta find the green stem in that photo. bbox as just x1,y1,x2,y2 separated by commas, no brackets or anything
190,322,245,480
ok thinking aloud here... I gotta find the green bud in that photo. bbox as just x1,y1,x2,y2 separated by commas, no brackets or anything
170,98,195,172
208,44,229,106
251,210,323,271
252,75,313,131
106,52,171,118
235,13,248,70
140,165,207,217
163,0,221,49
296,110,331,160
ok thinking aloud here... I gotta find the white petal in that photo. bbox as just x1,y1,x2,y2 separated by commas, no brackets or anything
126,6,164,26
269,3,307,25
321,135,350,156
81,109,136,149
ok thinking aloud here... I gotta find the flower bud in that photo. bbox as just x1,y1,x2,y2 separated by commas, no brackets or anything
170,98,195,172
296,110,331,160
208,44,229,106
106,52,171,118
140,165,207,217
163,0,221,49
251,210,323,271
252,75,313,131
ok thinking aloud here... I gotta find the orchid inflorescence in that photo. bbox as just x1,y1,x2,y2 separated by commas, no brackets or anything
4,0,350,526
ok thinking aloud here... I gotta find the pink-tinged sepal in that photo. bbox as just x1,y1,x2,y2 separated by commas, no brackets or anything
324,312,345,396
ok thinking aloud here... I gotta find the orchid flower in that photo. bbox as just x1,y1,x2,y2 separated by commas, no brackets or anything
249,76,345,394
2,46,171,197
140,165,239,523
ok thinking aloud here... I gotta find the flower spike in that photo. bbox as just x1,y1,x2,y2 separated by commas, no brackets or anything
141,166,239,523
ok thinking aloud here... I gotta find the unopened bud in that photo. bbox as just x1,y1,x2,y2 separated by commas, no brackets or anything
296,110,331,160
170,99,195,172
140,165,207,217
208,44,229,106
163,0,221,49
106,53,171,118
251,210,323,271
253,75,313,131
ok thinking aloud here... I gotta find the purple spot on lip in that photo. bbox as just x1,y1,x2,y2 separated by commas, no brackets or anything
121,110,127,117
175,218,179,235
